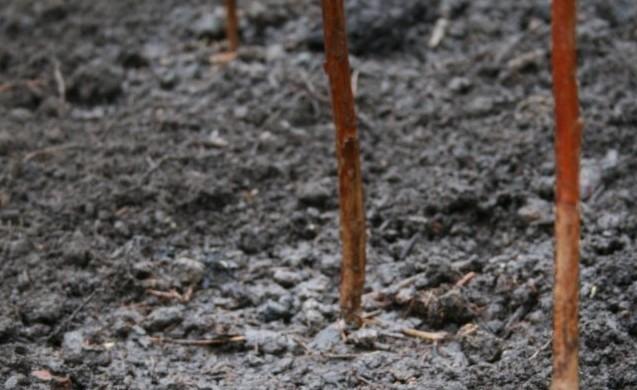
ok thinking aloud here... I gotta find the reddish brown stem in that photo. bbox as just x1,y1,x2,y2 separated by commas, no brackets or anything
551,0,582,389
320,0,367,325
225,0,239,52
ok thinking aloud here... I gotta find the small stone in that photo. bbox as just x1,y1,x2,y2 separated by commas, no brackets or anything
517,197,552,224
436,341,469,368
17,270,31,290
303,309,324,326
112,308,143,337
348,328,378,349
460,328,502,364
159,70,179,90
395,287,415,305
531,175,554,198
319,253,340,274
233,106,248,119
0,315,15,342
8,238,31,258
144,306,184,332
172,257,205,287
114,220,130,237
448,77,472,93
272,356,294,375
309,322,342,352
238,228,269,254
63,329,85,363
580,159,603,200
4,374,26,389
244,329,294,355
273,268,302,288
68,61,124,105
259,297,293,322
132,261,154,279
297,180,332,209
627,314,637,337
0,130,23,156
266,44,285,62
206,130,228,148
20,323,51,338
64,232,91,266
602,149,619,171
189,12,225,39
296,276,330,300
466,96,494,116
118,49,149,68
9,108,33,120
24,293,64,324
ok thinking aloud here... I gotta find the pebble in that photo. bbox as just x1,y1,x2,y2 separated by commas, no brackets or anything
190,12,225,39
319,253,340,275
3,374,26,389
301,299,326,326
295,276,329,300
19,323,51,338
273,268,302,288
448,77,472,94
627,314,637,337
302,309,324,326
112,308,143,337
68,61,124,105
0,315,15,341
517,197,552,224
132,260,155,279
63,329,85,363
25,293,64,324
465,96,494,116
114,220,130,237
259,296,294,322
297,180,331,209
459,328,501,364
172,257,205,287
279,242,314,268
348,328,378,349
8,238,31,258
580,150,618,201
244,329,294,355
64,232,91,266
580,159,603,201
159,70,179,90
0,130,23,156
309,322,342,352
144,306,184,332
266,44,286,62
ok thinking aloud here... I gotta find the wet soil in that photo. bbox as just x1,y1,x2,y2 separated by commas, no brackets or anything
1,0,637,388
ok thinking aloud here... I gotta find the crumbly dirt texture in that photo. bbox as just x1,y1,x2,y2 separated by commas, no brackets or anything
1,0,636,389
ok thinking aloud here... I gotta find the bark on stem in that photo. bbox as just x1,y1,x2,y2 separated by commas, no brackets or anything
551,1,582,389
225,0,239,52
320,0,367,325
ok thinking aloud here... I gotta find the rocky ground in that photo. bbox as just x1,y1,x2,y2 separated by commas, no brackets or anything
1,0,636,388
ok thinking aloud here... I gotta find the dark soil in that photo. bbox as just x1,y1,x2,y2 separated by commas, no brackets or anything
1,0,637,388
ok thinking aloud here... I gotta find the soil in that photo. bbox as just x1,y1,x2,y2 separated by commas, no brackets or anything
1,0,636,389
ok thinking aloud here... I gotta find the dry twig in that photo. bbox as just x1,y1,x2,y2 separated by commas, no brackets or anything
402,328,449,342
146,287,193,303
150,335,245,346
455,272,476,288
23,143,81,163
